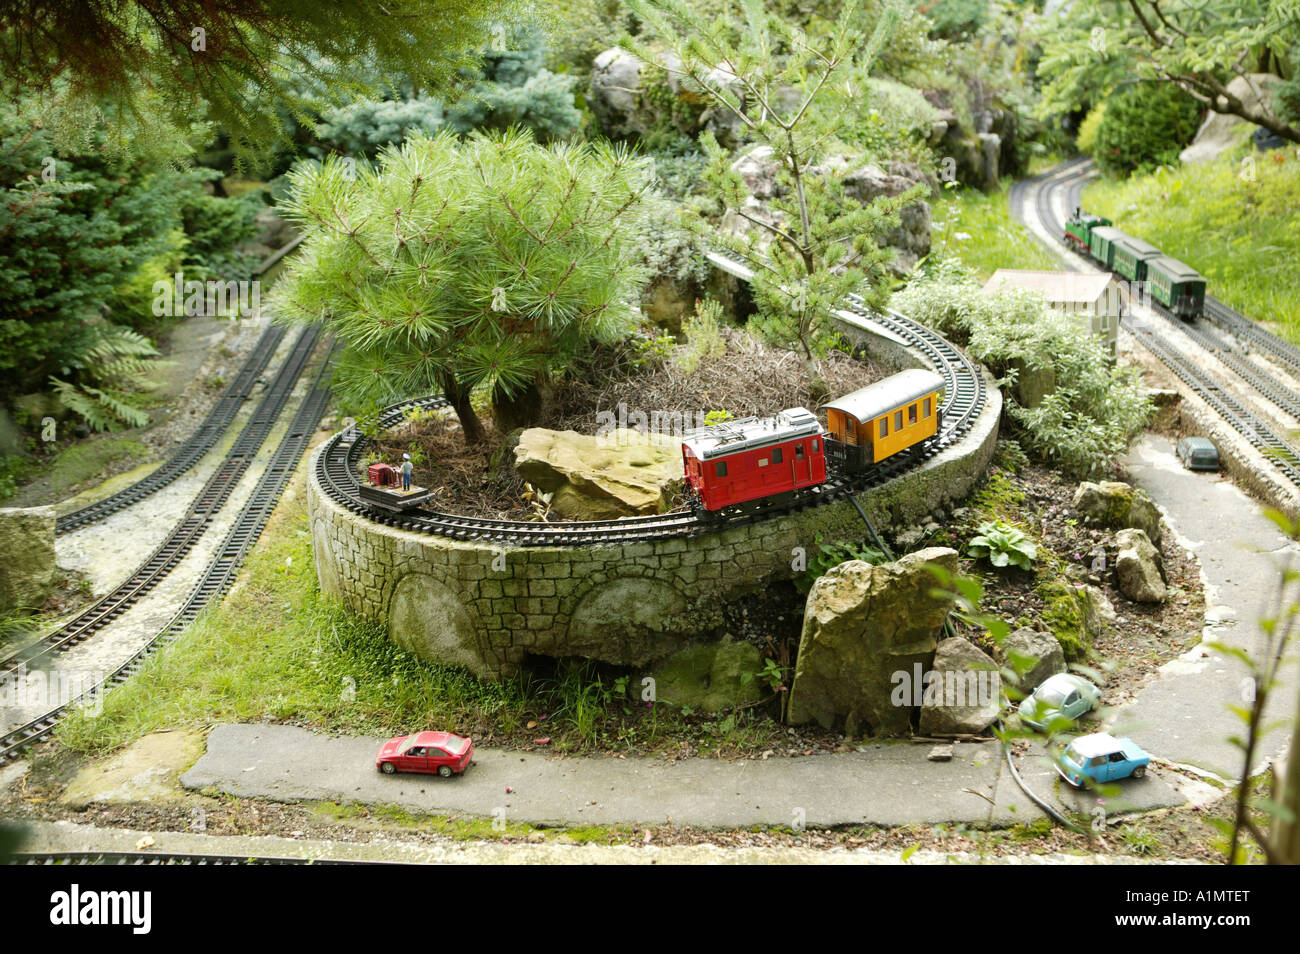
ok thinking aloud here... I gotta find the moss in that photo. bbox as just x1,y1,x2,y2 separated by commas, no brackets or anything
1037,579,1088,661
970,469,1026,523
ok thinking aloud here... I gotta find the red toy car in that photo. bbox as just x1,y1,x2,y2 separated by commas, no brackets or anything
376,731,473,777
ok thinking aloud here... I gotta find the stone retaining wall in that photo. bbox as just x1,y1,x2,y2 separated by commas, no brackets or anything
308,322,1002,679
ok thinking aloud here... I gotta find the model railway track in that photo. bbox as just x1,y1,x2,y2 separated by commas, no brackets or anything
12,850,379,866
0,325,322,681
313,254,987,545
1022,161,1300,491
0,344,337,765
55,324,288,534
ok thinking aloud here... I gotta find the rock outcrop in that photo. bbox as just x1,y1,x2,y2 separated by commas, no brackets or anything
514,427,679,519
787,547,958,735
997,627,1065,693
651,639,766,713
918,636,1002,736
0,506,56,611
1072,480,1164,548
1116,528,1167,603
1180,74,1283,164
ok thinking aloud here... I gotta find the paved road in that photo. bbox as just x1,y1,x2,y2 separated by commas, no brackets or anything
182,722,1186,828
1115,434,1300,778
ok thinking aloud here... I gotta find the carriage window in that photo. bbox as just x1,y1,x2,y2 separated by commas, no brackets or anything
894,410,903,431
772,448,783,464
715,461,727,478
846,418,855,436
908,404,917,425
795,444,805,460
923,397,932,417
879,418,887,438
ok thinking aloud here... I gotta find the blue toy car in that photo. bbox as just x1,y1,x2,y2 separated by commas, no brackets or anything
1055,733,1151,787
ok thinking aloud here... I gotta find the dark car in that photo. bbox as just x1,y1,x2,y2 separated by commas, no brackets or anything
1176,437,1220,472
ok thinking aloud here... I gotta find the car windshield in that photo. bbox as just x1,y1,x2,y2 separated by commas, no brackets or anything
1062,745,1082,765
1038,684,1068,705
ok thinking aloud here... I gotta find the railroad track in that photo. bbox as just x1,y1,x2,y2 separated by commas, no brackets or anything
13,850,379,866
1020,160,1300,490
0,326,322,681
0,343,337,765
312,254,988,546
55,324,288,534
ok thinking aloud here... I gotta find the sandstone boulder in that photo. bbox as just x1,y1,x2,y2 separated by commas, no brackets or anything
997,627,1065,693
731,145,784,199
1116,528,1167,603
1072,480,1163,548
787,547,958,735
589,48,650,139
651,639,766,713
918,636,1002,736
0,506,56,611
1181,74,1282,164
514,427,679,519
1079,584,1117,636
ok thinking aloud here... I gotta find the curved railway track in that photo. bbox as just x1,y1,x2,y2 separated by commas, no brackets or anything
1019,160,1300,490
312,279,988,546
0,340,338,765
13,850,379,866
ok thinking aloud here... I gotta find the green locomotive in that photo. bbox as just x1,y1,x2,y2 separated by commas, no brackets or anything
1063,208,1206,320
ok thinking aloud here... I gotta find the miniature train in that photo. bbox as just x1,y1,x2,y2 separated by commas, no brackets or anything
1063,209,1207,320
682,369,945,516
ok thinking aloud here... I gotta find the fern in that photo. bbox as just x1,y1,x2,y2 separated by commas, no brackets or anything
50,324,160,431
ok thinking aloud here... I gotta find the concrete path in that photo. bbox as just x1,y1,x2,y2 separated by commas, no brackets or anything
1115,434,1300,778
182,722,1188,829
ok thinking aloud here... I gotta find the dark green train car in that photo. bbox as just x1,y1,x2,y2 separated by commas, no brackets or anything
1088,226,1125,271
1064,209,1110,254
1148,256,1206,319
1110,235,1162,283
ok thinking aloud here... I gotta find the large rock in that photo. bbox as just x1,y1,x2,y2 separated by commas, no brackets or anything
918,636,1002,736
514,427,679,519
1072,480,1163,548
651,639,767,713
997,627,1065,693
0,506,56,612
1079,584,1117,637
1116,528,1167,603
589,47,651,139
839,161,932,275
787,547,958,735
731,145,784,199
1181,74,1283,164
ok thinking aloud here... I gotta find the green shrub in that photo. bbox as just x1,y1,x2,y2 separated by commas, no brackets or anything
968,520,1037,570
1093,84,1202,176
1275,76,1300,127
895,264,1152,477
796,536,886,593
1076,101,1105,156
314,97,446,158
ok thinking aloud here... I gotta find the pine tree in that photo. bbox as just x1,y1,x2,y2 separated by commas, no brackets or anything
276,129,653,440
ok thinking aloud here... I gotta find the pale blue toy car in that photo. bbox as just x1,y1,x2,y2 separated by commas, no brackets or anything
1055,733,1151,787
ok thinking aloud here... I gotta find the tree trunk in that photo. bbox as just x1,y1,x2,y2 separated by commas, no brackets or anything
491,372,553,434
440,374,485,446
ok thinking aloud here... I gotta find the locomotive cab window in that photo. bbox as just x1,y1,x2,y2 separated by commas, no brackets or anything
795,444,805,460
772,448,783,464
715,461,727,478
812,438,820,452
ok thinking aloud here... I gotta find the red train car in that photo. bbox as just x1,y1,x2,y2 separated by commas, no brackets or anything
682,408,826,514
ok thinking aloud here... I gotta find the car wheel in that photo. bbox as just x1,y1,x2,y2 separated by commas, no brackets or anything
380,762,396,775
438,765,453,779
1132,765,1146,779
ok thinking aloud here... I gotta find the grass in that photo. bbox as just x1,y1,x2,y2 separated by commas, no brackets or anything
1083,147,1300,338
55,458,787,759
930,183,1061,280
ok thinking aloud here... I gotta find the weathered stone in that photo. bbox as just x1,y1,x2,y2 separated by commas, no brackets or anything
514,427,678,518
787,547,958,735
565,577,687,665
731,145,784,199
1116,528,1167,603
839,160,932,275
641,275,698,336
997,627,1065,692
1079,584,1117,638
1072,480,1163,547
1180,74,1282,164
589,48,649,139
1037,579,1092,661
387,571,493,679
651,639,766,713
918,636,1002,736
0,506,56,611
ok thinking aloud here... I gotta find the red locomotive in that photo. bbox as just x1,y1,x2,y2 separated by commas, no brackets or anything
683,369,945,516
